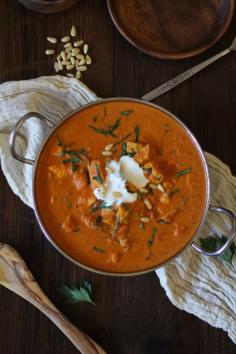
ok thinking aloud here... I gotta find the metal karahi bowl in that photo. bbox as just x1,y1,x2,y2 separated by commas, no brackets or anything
9,98,236,276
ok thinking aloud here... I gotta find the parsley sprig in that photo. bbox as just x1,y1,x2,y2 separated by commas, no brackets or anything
58,280,95,305
200,235,235,265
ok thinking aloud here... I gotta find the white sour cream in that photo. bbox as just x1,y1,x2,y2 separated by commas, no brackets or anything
94,156,148,206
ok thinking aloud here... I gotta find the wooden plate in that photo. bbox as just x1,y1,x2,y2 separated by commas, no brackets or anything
107,0,235,59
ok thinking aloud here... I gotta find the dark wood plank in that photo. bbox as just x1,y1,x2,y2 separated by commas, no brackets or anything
0,1,236,353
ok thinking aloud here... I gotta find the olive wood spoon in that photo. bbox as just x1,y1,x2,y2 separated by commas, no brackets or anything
0,243,106,354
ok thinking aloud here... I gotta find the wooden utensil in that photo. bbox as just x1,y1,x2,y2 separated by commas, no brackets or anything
0,243,106,354
18,0,80,13
142,37,236,101
107,0,235,59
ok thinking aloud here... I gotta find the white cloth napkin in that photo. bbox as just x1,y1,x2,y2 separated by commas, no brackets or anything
0,76,235,343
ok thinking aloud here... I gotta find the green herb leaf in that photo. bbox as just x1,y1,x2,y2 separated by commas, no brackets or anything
60,149,87,159
147,227,157,247
113,132,133,147
90,202,112,212
93,246,105,253
134,125,140,143
72,163,79,172
56,137,71,150
63,157,81,164
200,235,235,264
88,118,121,138
121,110,134,116
176,168,192,177
92,163,103,184
121,142,136,157
58,281,95,305
168,188,180,197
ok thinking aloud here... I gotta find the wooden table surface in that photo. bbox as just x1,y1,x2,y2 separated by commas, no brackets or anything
0,1,236,353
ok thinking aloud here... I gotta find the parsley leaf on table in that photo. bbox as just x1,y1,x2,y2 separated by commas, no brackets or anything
199,235,235,265
58,280,95,305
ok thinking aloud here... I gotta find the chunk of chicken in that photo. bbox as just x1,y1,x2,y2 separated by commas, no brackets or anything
117,205,129,224
62,215,79,232
48,164,67,178
143,161,163,183
73,169,88,190
126,142,143,154
134,144,150,164
101,208,116,226
77,188,96,208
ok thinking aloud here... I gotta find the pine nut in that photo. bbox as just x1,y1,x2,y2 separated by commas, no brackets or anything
64,42,72,48
102,151,112,156
86,54,92,65
57,61,63,71
83,43,88,54
70,57,75,65
157,184,165,192
54,62,59,72
144,199,152,210
47,37,57,44
140,217,150,223
67,52,72,59
45,49,55,55
140,188,148,193
76,54,85,60
78,58,86,66
76,70,81,80
71,48,79,56
70,26,77,37
66,64,74,70
57,54,61,61
61,51,67,61
62,61,70,65
105,144,113,151
77,65,87,72
61,36,70,43
74,40,84,47
65,47,71,54
67,73,74,78
112,191,122,198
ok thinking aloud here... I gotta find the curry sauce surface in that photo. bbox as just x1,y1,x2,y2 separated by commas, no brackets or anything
35,101,207,273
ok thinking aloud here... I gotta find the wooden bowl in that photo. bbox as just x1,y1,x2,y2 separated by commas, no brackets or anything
107,0,235,59
18,0,80,13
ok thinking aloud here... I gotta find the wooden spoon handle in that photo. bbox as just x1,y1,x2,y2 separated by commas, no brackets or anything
0,244,106,354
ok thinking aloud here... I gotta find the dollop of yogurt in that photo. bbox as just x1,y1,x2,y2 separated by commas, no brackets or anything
94,156,148,206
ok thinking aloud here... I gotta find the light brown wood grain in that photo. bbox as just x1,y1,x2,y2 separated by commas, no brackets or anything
0,243,107,354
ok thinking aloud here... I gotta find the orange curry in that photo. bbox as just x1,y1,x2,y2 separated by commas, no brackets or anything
35,100,207,273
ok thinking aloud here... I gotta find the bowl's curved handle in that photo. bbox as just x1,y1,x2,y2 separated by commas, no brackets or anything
9,112,55,165
192,205,235,256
